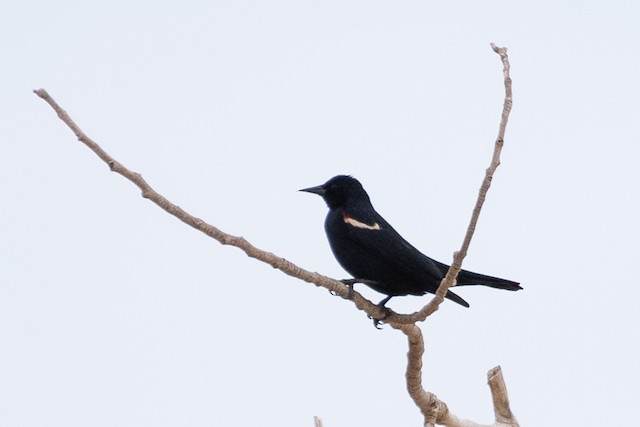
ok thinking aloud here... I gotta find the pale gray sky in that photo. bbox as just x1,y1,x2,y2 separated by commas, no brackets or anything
2,1,640,426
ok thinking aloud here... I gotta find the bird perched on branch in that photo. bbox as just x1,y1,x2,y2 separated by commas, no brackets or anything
301,175,521,310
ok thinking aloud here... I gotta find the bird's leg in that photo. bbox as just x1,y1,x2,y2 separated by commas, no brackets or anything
339,278,358,299
339,278,382,299
337,279,391,329
371,296,393,329
378,295,393,306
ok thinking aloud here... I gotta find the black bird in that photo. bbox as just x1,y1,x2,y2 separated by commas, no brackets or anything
301,175,521,309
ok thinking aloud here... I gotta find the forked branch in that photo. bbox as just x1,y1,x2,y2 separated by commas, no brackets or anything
34,43,517,427
394,326,519,427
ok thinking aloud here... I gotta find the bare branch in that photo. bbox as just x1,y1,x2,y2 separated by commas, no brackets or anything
389,328,519,427
436,366,519,427
488,366,518,425
391,323,446,425
32,87,396,323
31,88,462,328
399,42,514,324
391,326,519,426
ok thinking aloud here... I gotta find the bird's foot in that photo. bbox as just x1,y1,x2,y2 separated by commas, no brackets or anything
370,296,394,329
370,309,392,329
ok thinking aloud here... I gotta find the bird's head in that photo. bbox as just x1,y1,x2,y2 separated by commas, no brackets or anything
300,175,371,209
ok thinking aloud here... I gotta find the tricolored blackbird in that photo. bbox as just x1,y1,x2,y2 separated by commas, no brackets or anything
301,175,521,308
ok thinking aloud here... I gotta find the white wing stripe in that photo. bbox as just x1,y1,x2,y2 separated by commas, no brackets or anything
344,217,381,230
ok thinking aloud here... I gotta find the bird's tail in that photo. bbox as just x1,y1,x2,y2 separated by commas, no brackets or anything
455,269,522,291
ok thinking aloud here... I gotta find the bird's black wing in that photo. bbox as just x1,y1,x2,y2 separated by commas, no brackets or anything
336,207,448,291
326,206,470,306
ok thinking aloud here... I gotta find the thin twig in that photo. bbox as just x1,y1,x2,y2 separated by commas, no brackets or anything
401,42,514,324
32,87,394,323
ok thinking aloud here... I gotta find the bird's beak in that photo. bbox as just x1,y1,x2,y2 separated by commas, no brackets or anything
299,185,326,196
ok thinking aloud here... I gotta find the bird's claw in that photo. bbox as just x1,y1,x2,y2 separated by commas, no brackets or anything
370,306,391,329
